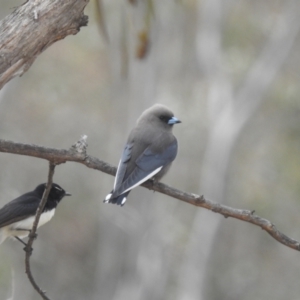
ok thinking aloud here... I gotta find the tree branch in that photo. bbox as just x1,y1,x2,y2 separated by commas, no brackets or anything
0,0,89,89
0,137,299,251
24,162,56,300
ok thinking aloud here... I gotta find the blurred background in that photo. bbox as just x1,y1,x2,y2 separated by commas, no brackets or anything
0,0,300,299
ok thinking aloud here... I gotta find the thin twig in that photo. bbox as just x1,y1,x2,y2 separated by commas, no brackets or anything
24,162,56,300
0,138,299,251
142,181,300,251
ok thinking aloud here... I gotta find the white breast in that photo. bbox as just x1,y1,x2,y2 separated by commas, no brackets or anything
0,209,55,242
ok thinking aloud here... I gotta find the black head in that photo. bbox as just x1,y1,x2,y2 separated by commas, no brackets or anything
34,183,71,210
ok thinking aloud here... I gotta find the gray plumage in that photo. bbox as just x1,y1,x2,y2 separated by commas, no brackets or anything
104,104,181,206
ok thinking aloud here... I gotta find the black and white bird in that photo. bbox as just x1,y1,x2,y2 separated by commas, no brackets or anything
104,103,181,206
0,183,71,245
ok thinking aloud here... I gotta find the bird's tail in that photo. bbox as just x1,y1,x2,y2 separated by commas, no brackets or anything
104,191,130,206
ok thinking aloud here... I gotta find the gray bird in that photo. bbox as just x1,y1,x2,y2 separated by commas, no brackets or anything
104,104,181,206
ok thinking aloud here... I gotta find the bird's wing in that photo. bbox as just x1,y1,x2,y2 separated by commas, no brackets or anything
0,194,39,228
113,139,178,196
113,142,134,191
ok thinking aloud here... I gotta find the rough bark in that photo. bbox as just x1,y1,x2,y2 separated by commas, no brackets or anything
0,0,89,89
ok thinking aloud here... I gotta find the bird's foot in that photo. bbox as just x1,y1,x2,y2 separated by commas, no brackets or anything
14,236,33,254
147,179,157,193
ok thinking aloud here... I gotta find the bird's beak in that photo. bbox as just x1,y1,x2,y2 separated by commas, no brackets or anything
65,192,72,196
168,117,181,125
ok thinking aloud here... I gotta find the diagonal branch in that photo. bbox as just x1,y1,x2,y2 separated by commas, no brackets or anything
24,162,56,300
0,137,299,251
143,182,300,251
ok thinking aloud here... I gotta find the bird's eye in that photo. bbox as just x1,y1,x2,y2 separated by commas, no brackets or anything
159,115,169,123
